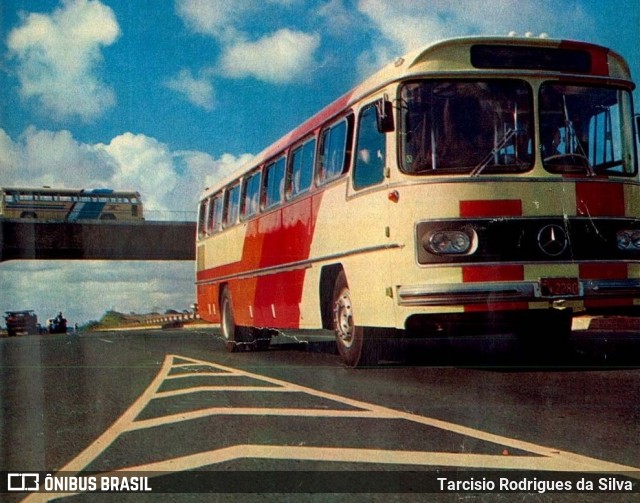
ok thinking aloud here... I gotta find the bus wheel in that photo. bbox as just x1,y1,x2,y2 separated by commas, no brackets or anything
220,287,239,352
332,271,378,367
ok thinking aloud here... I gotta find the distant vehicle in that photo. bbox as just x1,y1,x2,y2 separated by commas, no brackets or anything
0,187,144,221
47,312,67,334
4,310,38,336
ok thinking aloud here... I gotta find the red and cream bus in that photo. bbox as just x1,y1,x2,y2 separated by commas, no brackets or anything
196,36,640,366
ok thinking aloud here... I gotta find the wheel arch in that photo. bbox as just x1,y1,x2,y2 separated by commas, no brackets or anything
319,263,344,330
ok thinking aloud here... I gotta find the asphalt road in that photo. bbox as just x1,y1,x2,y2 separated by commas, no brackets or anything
1,323,639,501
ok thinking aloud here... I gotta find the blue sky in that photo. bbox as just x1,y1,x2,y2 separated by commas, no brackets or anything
1,0,639,324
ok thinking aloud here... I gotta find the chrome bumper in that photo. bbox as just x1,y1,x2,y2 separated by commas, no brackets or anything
397,279,640,306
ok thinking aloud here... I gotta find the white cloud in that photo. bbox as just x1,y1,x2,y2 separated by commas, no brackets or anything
0,127,252,218
174,1,320,85
6,0,120,122
175,0,299,40
175,0,248,42
0,126,116,187
356,0,595,76
165,69,215,111
100,133,178,214
315,0,361,37
220,29,321,84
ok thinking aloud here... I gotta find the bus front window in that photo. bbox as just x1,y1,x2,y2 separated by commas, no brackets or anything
539,83,637,176
400,79,533,175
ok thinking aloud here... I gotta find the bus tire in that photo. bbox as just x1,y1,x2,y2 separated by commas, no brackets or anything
332,271,379,367
219,287,262,352
220,287,240,352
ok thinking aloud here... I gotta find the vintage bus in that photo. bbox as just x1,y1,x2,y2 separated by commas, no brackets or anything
0,187,144,221
196,36,640,366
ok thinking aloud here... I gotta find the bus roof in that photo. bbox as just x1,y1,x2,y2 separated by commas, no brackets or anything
203,36,633,198
2,187,141,197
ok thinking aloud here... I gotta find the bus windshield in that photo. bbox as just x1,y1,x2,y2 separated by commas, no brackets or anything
539,83,636,176
400,79,533,175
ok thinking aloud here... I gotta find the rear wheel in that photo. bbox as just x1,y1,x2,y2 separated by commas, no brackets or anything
332,271,379,367
219,287,272,352
220,287,240,352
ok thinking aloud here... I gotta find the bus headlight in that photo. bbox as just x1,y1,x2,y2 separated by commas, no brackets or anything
424,229,476,255
617,230,640,250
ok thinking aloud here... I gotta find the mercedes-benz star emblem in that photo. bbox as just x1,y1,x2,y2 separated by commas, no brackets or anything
537,224,569,257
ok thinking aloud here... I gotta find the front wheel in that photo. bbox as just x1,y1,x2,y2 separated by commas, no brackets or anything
332,271,379,367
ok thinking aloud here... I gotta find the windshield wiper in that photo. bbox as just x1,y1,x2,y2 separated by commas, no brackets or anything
561,95,595,176
470,128,516,177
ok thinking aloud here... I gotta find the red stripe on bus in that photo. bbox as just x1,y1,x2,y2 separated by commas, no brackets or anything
576,182,625,217
462,265,527,312
197,192,323,327
463,264,524,283
251,194,321,327
460,199,522,218
560,40,609,76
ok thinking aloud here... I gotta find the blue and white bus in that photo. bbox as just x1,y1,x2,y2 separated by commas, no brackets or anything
0,187,144,221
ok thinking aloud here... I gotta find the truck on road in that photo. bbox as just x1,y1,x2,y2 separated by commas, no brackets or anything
4,310,39,336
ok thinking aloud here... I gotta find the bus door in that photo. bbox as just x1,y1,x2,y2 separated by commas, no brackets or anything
344,97,396,327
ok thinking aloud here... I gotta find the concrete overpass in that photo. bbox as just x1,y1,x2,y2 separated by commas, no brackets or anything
0,219,196,262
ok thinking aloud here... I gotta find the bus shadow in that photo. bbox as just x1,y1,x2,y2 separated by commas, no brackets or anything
265,328,640,370
381,331,640,371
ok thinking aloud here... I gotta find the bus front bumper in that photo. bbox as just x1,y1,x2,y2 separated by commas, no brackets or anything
397,278,640,306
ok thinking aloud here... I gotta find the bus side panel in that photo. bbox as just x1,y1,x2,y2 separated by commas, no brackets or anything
197,192,324,329
309,182,397,328
197,282,221,323
251,196,316,328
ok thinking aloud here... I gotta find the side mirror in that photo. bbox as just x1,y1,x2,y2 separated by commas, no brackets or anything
375,98,394,133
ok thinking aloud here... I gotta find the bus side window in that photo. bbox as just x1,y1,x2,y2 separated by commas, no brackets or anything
206,195,216,234
242,171,262,219
198,199,208,238
288,138,315,199
212,195,223,232
223,184,241,227
264,157,286,209
318,115,353,184
353,103,387,189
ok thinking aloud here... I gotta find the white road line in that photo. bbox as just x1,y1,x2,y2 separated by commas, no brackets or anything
165,371,236,379
154,386,295,398
24,353,640,502
128,408,388,431
114,444,610,473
